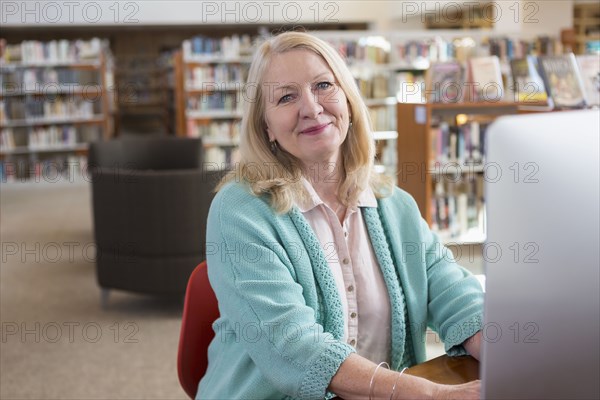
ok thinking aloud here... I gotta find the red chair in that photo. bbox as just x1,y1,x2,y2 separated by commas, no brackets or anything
177,261,220,399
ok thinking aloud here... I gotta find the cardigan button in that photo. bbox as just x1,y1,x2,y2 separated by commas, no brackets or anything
349,339,356,346
350,312,357,319
342,258,349,265
347,285,354,292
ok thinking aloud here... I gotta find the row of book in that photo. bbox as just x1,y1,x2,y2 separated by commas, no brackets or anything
29,126,78,149
205,146,241,167
182,34,254,60
1,125,85,151
186,93,240,113
413,35,564,65
355,74,390,100
0,98,96,123
1,38,104,64
186,65,249,90
0,155,88,183
320,35,564,67
323,37,391,65
425,53,599,107
0,129,15,151
430,121,488,166
487,36,564,62
186,120,240,143
1,68,99,90
325,35,559,66
368,107,395,132
431,178,485,239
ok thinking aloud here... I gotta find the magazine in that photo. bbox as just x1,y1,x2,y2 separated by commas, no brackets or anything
539,54,586,109
576,54,600,107
426,61,463,103
468,56,504,102
510,56,549,104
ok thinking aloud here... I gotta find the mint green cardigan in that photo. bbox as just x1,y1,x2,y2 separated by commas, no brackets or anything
197,183,483,399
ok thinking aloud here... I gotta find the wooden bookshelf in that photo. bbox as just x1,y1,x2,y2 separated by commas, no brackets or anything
115,54,175,135
173,35,255,167
0,38,113,183
424,3,494,30
396,101,519,244
573,3,600,54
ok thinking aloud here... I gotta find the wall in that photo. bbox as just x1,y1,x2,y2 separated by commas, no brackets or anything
0,0,577,36
385,1,575,37
0,1,394,27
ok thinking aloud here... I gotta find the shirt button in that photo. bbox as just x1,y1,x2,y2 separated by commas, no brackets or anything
347,285,354,292
342,258,349,265
350,312,357,319
349,339,356,346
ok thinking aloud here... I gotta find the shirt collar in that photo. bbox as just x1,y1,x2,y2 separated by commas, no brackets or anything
296,177,377,213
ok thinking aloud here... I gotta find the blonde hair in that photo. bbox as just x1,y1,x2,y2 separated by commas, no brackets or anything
218,31,393,212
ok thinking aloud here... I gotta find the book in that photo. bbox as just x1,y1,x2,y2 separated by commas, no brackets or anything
467,56,504,102
576,54,600,107
539,54,587,109
425,61,463,103
510,56,549,104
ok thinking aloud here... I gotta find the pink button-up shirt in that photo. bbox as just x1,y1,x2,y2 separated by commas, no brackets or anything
296,178,392,364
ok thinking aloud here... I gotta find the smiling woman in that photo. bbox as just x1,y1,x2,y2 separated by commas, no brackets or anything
264,50,350,170
200,31,484,400
218,30,387,214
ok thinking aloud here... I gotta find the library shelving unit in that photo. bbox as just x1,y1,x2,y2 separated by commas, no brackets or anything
396,101,519,244
312,30,565,179
115,53,175,135
424,3,494,30
573,2,600,54
0,38,113,183
174,34,254,166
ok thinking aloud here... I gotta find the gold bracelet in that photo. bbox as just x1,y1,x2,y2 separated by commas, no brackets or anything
389,367,408,400
369,361,390,400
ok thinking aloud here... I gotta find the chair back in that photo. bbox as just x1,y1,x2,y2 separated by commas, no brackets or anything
177,261,219,399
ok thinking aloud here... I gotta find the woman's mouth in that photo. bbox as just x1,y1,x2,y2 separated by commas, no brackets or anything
300,123,331,135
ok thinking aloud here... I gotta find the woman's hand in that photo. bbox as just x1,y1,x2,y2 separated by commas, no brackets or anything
432,380,481,400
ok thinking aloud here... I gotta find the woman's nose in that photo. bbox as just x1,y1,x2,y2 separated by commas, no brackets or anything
299,89,323,119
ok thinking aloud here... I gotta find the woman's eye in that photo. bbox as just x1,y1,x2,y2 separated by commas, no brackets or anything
278,94,294,104
316,81,333,90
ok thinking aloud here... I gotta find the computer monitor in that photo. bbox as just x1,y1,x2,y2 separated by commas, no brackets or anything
481,110,600,399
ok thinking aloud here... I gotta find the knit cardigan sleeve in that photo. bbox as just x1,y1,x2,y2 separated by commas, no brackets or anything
205,183,355,399
419,215,484,355
382,187,484,357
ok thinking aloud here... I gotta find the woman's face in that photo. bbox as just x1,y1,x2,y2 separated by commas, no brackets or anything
263,49,350,169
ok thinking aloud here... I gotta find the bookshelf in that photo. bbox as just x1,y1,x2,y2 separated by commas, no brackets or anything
174,34,255,166
396,101,519,244
115,53,175,135
424,3,494,30
0,38,113,183
573,3,600,54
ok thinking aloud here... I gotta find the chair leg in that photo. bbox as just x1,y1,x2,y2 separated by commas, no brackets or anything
100,288,110,309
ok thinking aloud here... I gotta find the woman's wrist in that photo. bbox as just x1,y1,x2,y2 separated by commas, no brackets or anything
462,330,482,360
382,371,437,400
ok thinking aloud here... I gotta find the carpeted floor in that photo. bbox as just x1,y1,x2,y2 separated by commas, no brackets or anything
1,182,188,400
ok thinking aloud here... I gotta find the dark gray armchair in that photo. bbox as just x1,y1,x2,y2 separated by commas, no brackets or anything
89,137,225,302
